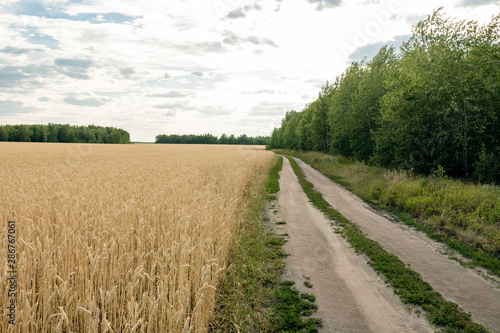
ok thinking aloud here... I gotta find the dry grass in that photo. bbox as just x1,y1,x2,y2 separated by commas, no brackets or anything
0,142,275,332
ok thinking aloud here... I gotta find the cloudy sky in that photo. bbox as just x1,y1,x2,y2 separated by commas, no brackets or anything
0,0,498,142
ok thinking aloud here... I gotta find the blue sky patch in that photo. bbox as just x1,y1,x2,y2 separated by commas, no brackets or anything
0,46,33,55
0,66,32,87
9,0,139,24
16,27,59,49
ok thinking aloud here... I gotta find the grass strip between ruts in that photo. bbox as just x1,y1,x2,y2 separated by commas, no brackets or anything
286,156,488,333
266,156,283,194
210,156,322,332
276,149,500,278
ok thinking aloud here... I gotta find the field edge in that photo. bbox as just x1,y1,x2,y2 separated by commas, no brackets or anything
209,155,285,331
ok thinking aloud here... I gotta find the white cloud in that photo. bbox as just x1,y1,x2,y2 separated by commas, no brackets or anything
0,0,498,141
348,34,410,63
457,0,498,7
0,99,38,115
307,0,343,11
227,8,246,19
148,91,193,98
191,71,204,77
63,93,108,107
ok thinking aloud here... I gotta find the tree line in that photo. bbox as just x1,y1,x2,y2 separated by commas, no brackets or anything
0,124,131,144
155,133,269,145
267,9,500,183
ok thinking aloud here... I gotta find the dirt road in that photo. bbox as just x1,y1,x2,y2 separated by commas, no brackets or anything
291,157,500,332
269,157,434,332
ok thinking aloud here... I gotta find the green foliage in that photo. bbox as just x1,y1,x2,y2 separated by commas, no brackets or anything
268,9,500,182
0,124,131,144
18,125,33,142
328,47,396,162
267,84,334,153
374,9,500,178
328,63,364,157
155,133,268,145
296,108,314,151
267,128,283,150
433,165,447,180
0,126,8,141
286,156,488,332
311,83,334,153
474,146,500,184
282,111,302,150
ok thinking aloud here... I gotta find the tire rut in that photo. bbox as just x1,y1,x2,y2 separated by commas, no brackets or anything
293,157,500,332
271,157,433,332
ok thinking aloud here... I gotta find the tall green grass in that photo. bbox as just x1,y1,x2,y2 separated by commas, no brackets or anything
371,172,500,276
275,150,500,276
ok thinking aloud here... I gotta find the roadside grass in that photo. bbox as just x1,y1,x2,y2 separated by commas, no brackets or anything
209,156,285,332
286,156,488,333
210,156,322,332
276,149,500,277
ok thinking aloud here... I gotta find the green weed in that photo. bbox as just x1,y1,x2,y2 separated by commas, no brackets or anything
303,281,313,288
267,236,287,247
271,281,323,332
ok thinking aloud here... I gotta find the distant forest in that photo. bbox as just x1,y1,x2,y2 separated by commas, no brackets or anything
0,124,131,144
267,10,500,183
155,133,269,145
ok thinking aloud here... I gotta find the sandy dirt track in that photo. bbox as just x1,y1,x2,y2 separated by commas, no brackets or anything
292,157,500,332
270,158,434,332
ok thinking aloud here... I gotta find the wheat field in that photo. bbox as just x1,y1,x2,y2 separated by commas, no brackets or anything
0,143,275,332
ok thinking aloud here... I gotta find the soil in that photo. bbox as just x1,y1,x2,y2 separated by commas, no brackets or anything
289,156,500,332
266,157,434,332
